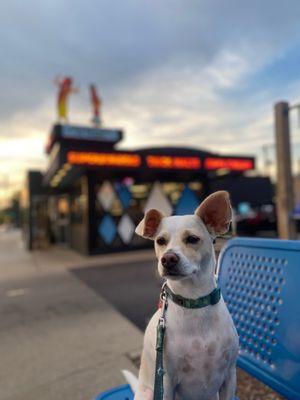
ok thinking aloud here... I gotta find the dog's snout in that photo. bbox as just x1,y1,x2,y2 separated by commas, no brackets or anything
161,252,179,268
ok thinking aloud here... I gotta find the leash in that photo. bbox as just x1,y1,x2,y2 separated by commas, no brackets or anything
153,282,168,400
153,283,221,400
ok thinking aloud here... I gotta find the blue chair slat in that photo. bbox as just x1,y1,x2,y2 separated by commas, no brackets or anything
218,238,300,400
95,384,133,400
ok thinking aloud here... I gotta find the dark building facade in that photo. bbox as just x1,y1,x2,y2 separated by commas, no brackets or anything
22,124,272,254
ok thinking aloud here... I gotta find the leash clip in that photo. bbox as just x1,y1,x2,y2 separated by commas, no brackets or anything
160,281,167,301
158,316,166,329
158,282,168,329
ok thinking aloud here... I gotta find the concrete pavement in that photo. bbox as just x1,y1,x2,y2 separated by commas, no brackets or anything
0,228,153,400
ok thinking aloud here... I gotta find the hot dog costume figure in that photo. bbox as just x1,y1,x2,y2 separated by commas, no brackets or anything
55,77,78,122
90,84,101,126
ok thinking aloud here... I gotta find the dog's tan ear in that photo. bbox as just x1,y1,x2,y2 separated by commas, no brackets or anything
195,191,232,236
135,209,164,239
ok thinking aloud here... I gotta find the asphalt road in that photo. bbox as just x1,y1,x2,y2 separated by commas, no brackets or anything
71,259,163,331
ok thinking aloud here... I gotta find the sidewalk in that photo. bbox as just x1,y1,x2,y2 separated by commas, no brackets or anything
0,229,149,400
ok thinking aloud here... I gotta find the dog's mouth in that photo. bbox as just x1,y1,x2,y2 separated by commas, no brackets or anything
162,269,186,280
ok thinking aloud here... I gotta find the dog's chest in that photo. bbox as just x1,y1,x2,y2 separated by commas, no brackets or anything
164,302,238,395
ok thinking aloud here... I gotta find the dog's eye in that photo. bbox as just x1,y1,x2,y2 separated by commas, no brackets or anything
185,235,200,244
156,237,167,246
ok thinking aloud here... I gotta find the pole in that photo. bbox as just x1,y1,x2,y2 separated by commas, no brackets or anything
274,101,297,239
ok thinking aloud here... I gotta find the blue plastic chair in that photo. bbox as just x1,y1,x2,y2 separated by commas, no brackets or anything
218,237,300,400
95,238,300,400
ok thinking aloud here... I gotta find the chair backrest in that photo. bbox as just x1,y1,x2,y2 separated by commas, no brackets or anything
218,237,300,400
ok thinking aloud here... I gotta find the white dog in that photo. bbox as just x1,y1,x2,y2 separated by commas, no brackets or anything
134,191,239,400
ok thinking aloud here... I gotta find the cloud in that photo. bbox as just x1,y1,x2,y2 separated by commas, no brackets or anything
106,50,275,153
2,0,300,203
1,0,300,119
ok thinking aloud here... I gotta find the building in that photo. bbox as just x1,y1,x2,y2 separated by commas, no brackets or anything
21,123,272,254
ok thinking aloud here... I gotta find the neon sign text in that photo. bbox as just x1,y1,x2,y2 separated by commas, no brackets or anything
204,157,254,171
67,151,141,168
146,155,201,170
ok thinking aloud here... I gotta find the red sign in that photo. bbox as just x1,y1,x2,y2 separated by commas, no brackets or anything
204,157,254,171
146,155,201,170
67,151,141,168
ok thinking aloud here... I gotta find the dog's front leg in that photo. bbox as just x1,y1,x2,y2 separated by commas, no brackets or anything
134,386,153,400
134,377,174,400
219,366,236,400
135,348,155,400
134,379,174,400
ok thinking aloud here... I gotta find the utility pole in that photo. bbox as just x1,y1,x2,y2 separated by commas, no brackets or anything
274,101,297,239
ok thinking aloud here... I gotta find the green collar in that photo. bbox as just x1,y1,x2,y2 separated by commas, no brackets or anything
164,285,221,309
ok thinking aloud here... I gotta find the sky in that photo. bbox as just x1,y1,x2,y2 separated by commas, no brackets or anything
2,0,300,205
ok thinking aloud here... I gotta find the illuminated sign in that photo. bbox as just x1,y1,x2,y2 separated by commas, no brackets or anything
67,151,141,168
204,157,254,171
46,124,123,154
146,155,201,170
61,125,122,142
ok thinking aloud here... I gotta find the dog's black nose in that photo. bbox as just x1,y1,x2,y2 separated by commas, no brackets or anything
161,252,179,269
